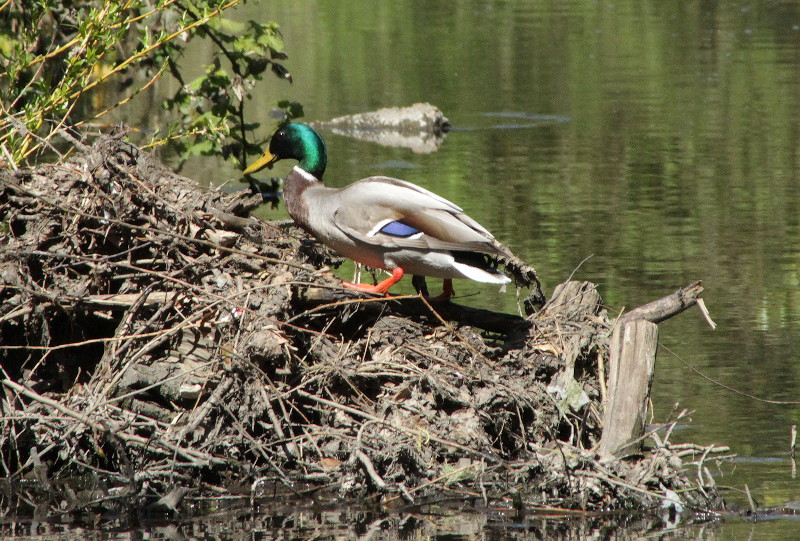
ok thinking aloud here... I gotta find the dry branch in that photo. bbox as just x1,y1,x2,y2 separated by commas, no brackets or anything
620,281,705,324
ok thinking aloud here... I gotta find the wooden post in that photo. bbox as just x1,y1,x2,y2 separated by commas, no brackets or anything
598,319,659,457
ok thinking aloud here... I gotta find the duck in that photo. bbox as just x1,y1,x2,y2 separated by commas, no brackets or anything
243,122,533,299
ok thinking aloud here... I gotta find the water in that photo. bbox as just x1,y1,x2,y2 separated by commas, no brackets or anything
45,0,800,537
0,505,766,540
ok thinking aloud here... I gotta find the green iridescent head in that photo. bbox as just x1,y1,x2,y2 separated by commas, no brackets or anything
243,123,327,179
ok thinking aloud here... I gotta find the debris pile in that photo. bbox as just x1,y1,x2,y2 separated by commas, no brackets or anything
0,131,729,518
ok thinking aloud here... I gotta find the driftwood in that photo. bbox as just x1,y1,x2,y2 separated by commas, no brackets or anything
313,103,451,153
620,281,706,325
600,282,710,457
0,131,731,520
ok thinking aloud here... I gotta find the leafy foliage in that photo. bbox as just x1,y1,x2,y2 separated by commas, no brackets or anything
0,0,299,168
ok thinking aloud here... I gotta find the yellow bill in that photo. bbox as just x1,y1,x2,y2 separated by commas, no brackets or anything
243,150,277,175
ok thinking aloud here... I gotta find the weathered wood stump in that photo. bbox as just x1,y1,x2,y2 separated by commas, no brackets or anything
599,319,659,456
599,282,710,458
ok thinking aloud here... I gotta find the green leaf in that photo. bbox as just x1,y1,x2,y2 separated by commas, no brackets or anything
207,16,246,35
277,100,304,121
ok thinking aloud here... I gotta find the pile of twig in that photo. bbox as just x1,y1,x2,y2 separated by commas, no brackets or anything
0,130,730,519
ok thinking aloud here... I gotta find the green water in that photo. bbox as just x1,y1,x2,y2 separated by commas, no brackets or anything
97,0,800,537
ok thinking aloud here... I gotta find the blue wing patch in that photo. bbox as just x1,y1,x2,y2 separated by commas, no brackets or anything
379,221,420,237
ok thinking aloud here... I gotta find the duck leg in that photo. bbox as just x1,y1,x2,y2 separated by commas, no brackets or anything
343,267,404,295
411,275,454,301
426,278,455,301
411,275,430,297
438,279,455,300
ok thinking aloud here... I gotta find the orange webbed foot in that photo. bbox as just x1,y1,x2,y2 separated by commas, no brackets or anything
343,267,404,296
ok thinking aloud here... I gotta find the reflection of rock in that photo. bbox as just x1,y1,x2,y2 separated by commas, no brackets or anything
314,103,450,153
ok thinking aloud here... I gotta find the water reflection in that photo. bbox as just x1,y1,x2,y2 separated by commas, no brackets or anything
322,126,447,153
0,501,742,540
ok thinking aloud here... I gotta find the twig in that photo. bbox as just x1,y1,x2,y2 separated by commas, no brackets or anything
294,389,498,461
744,484,757,516
382,461,483,504
418,294,496,367
355,450,387,492
696,444,715,499
695,298,717,329
179,376,234,438
2,379,107,434
2,379,221,466
2,179,309,272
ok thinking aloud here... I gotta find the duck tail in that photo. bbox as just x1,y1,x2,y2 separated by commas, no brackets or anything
451,261,511,284
487,240,547,310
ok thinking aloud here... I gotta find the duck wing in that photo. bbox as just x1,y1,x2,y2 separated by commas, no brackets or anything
330,176,506,256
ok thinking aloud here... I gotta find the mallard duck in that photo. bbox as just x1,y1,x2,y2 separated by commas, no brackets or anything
243,122,519,297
